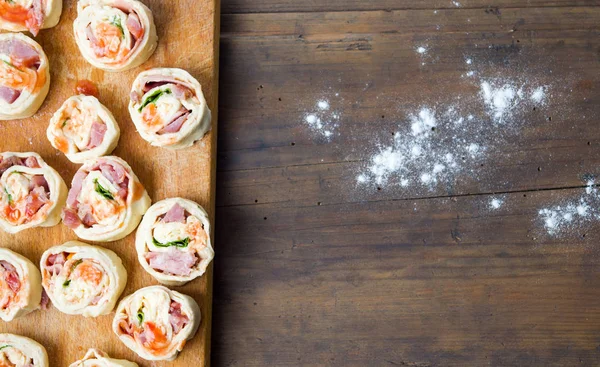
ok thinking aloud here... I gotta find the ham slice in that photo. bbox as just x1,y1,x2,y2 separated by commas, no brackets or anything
62,208,82,229
126,13,143,40
24,0,44,37
158,111,189,135
0,156,23,175
88,121,107,149
67,170,88,207
0,260,20,293
97,161,127,186
145,248,197,276
168,301,189,333
2,38,41,69
29,175,48,192
0,87,20,104
24,156,40,168
162,204,185,224
25,186,48,216
44,252,66,275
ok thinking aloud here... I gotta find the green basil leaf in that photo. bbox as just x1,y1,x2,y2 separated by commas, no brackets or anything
137,308,144,324
63,279,71,287
138,89,171,112
94,179,114,200
152,237,190,248
3,188,11,204
109,15,125,39
0,345,10,350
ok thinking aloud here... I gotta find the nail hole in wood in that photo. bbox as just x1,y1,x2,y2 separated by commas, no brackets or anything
255,199,258,203
538,167,542,171
377,187,382,191
291,142,295,146
263,217,267,220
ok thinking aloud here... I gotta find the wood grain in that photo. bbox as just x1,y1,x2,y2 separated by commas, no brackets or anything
213,2,600,366
0,0,219,365
217,7,600,206
221,0,599,14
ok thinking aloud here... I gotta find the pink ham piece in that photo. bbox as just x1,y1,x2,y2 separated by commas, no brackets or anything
62,208,82,229
97,161,127,186
0,156,23,175
25,186,48,217
168,301,189,333
126,13,143,40
24,156,40,168
24,0,44,36
88,121,107,149
44,252,66,275
66,170,88,207
29,175,48,192
0,38,40,69
0,87,20,104
0,260,20,293
158,111,190,135
145,248,197,276
161,204,185,224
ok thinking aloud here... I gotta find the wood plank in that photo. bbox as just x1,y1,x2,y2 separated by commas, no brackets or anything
217,7,600,207
222,0,599,14
212,187,600,366
0,0,220,365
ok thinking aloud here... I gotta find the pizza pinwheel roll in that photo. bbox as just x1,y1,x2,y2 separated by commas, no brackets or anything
47,95,120,163
0,334,48,367
61,156,151,242
0,152,67,234
40,241,127,317
0,33,50,120
0,249,42,322
136,198,213,286
113,286,200,361
69,349,138,367
129,68,212,149
0,0,62,36
73,0,157,72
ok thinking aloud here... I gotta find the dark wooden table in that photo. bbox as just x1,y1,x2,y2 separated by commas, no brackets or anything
212,1,600,365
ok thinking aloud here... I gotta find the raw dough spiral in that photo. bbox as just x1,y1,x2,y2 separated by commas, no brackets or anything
40,241,127,317
73,0,157,72
0,152,67,233
0,248,42,322
113,286,201,361
129,68,211,149
61,156,151,242
136,198,214,286
0,33,50,120
47,95,120,163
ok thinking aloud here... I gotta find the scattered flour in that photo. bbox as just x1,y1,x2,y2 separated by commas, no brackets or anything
538,180,598,236
480,80,548,123
303,98,340,140
452,1,461,7
356,106,487,189
530,86,547,104
416,46,428,55
489,197,504,210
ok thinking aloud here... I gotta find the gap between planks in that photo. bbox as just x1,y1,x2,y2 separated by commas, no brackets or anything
221,4,598,15
216,182,598,209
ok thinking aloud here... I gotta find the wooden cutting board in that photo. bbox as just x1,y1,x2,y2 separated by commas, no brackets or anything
0,0,220,365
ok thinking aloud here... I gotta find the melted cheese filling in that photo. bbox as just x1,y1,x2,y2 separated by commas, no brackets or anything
60,100,96,152
78,171,124,226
